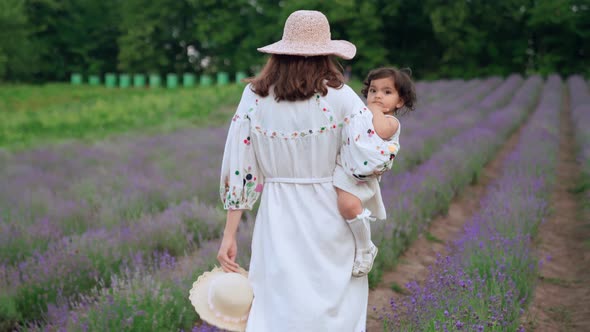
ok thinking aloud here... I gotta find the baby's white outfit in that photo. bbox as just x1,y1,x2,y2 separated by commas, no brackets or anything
333,109,401,220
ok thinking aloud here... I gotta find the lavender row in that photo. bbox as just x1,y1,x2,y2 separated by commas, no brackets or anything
401,77,503,137
380,75,562,331
392,79,493,172
0,127,228,265
0,78,492,280
390,78,488,132
31,216,257,331
414,79,467,105
0,199,227,325
28,77,528,330
371,75,543,285
401,78,501,130
0,80,472,328
567,76,590,214
35,77,544,331
395,75,522,173
0,78,517,329
0,79,476,266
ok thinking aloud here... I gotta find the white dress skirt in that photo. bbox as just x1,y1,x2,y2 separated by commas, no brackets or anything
219,84,388,332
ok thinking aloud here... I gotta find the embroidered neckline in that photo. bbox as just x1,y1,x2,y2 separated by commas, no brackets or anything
253,122,345,139
239,94,368,140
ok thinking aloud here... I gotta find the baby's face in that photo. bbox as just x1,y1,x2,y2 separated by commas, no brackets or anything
367,77,404,114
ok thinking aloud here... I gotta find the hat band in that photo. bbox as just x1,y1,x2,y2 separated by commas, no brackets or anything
207,288,249,323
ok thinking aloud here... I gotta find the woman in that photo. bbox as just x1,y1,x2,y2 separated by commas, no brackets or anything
217,10,371,331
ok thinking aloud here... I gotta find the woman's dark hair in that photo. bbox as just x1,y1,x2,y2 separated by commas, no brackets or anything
247,54,344,102
361,67,417,114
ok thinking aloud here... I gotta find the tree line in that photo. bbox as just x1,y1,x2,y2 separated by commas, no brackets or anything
0,0,587,83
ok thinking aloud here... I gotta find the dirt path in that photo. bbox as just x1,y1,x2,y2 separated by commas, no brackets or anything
522,91,590,331
366,123,528,331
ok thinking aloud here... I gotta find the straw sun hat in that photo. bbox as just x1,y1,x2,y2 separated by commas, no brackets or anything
257,10,356,60
189,266,253,332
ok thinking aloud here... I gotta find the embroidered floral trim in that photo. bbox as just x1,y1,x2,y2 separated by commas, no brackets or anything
253,122,345,140
242,94,356,140
221,165,263,210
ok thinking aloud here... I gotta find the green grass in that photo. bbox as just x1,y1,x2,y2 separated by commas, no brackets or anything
547,305,573,329
390,281,407,294
539,275,572,287
568,182,589,194
0,80,366,150
0,84,244,150
424,231,444,243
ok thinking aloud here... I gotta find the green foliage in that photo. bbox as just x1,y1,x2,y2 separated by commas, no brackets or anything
118,0,192,74
425,0,531,77
0,0,37,81
527,0,589,76
381,0,441,78
0,0,587,82
188,0,278,74
20,0,120,81
425,0,588,77
0,293,21,332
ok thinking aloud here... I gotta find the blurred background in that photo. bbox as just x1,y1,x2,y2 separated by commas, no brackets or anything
0,0,588,84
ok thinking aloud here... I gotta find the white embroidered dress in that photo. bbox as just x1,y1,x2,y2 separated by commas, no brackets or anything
220,84,378,332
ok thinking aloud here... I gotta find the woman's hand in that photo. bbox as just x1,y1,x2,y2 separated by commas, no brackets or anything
217,234,240,272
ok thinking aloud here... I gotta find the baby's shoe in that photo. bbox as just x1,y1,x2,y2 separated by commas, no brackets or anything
352,242,378,277
347,208,378,278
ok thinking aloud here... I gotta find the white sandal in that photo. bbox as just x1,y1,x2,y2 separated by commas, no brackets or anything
348,209,378,277
352,243,378,277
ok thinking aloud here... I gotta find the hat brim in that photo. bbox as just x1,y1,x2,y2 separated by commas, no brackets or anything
257,40,356,60
189,266,250,332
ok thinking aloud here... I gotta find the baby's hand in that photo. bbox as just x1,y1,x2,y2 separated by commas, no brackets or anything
373,168,387,176
367,102,388,115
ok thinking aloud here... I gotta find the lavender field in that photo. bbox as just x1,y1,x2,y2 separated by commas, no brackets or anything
0,76,588,332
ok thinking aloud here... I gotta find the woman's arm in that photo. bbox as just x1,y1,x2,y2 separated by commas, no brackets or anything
217,209,243,272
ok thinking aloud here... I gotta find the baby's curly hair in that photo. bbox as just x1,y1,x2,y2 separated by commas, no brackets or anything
361,67,417,115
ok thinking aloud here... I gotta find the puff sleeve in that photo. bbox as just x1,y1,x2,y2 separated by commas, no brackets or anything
340,108,400,181
219,86,264,210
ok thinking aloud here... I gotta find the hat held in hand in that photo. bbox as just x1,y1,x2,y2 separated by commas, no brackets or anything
257,10,356,60
189,266,253,332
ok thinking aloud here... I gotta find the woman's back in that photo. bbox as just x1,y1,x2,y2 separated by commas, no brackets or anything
245,84,365,179
232,83,370,331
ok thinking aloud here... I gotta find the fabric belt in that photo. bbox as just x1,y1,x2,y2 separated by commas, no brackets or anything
264,176,333,184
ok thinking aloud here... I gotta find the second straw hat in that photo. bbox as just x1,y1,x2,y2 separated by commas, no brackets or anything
257,10,356,60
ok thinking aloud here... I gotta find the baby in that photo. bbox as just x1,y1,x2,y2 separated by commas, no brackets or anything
334,67,416,277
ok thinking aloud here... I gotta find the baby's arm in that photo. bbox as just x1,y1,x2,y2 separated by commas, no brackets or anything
368,104,399,139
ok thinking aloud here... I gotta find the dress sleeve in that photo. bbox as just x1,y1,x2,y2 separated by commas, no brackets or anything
219,86,264,210
340,108,400,181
